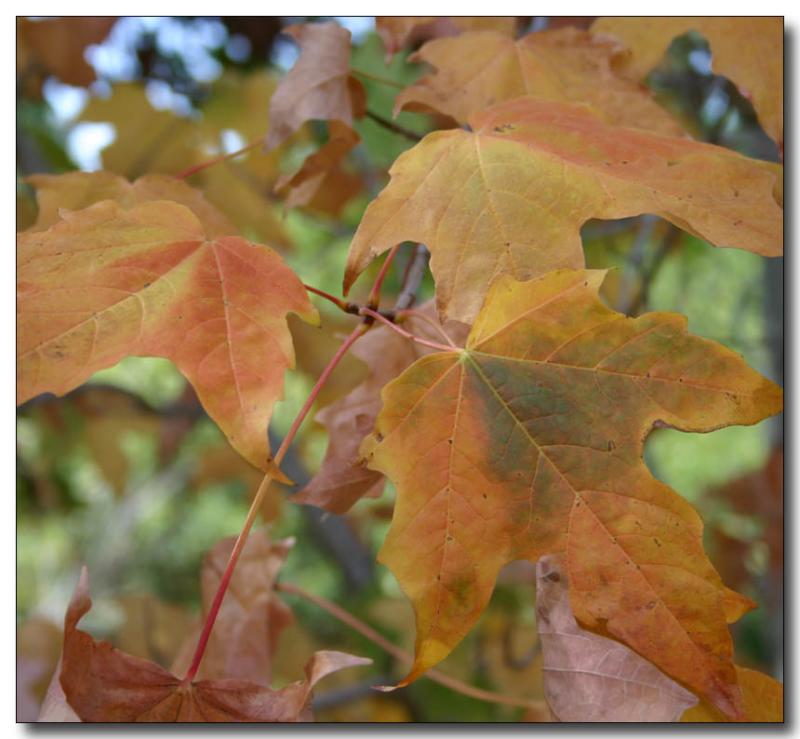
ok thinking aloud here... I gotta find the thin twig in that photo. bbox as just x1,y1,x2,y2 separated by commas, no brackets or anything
352,69,405,90
367,244,402,307
182,324,369,683
176,139,263,180
277,581,548,713
396,309,456,348
304,283,352,313
359,307,457,353
366,110,423,142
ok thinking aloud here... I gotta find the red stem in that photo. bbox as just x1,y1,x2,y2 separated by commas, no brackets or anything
182,324,368,683
367,244,402,307
359,307,459,353
176,139,263,180
303,283,351,312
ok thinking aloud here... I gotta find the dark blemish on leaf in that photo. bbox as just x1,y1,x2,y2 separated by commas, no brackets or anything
607,440,616,451
446,535,454,542
545,571,560,583
492,123,515,133
143,282,151,288
375,432,384,442
646,600,656,610
537,607,549,624
654,538,661,547
666,160,680,167
734,189,740,197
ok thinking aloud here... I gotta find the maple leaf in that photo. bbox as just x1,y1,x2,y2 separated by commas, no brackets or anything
681,666,783,722
376,16,518,59
396,28,684,136
265,22,366,151
592,17,783,147
360,269,782,718
17,17,115,92
295,303,468,514
17,199,317,471
345,98,782,323
535,554,697,721
58,568,370,721
26,171,236,238
274,121,362,216
170,531,295,684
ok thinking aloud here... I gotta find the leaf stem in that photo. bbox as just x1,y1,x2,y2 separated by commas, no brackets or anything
182,323,369,683
359,307,458,353
176,139,263,180
396,309,457,347
352,69,406,89
304,283,352,312
367,244,402,308
365,110,424,142
276,581,548,713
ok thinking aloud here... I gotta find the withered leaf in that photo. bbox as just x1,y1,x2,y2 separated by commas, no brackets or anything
170,531,295,683
17,17,115,91
361,269,781,718
536,554,697,722
274,121,362,216
345,98,782,323
59,569,370,721
266,22,365,150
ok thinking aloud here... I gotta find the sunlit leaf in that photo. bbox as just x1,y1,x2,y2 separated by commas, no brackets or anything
345,98,782,323
17,199,317,471
361,269,781,717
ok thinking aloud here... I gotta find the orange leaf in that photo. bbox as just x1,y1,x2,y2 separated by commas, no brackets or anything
295,302,468,514
396,28,684,136
361,269,782,718
58,569,370,722
593,17,783,147
681,667,783,722
266,22,365,150
17,199,317,471
536,554,697,721
345,98,782,323
376,16,518,59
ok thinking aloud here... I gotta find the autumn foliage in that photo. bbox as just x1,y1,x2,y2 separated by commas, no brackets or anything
17,16,783,723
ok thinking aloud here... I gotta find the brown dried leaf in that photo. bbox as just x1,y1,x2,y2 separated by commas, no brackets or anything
17,618,63,721
17,17,115,91
266,22,365,150
274,121,362,216
295,302,468,514
536,554,698,722
59,568,370,722
170,531,295,684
